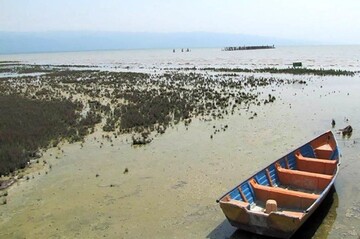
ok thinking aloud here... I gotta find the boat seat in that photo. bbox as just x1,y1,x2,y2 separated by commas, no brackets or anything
314,144,333,159
249,178,319,210
275,163,333,191
295,151,337,175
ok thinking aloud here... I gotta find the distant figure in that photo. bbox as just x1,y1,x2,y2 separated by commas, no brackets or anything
181,48,184,52
173,49,175,53
331,119,336,128
186,48,190,52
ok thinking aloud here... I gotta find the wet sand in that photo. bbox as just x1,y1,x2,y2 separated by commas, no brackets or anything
0,75,360,238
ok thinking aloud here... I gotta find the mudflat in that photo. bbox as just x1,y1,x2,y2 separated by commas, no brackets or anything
0,66,359,238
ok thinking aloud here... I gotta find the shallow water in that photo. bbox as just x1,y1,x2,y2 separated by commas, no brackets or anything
1,45,360,72
0,73,359,238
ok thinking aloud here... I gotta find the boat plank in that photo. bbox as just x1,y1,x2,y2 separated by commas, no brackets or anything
276,164,333,191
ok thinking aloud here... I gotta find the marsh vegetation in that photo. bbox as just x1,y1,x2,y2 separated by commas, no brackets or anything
0,95,101,175
0,63,315,176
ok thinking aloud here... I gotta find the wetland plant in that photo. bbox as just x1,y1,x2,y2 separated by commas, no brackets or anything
0,67,313,174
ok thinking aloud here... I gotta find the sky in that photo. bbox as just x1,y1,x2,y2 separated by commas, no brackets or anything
1,0,360,44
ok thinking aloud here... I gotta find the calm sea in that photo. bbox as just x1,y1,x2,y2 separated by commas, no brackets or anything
1,45,360,72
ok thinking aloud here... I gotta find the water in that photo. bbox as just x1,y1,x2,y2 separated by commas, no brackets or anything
1,45,360,71
0,46,360,238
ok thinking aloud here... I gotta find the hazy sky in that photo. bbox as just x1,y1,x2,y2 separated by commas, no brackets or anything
1,0,360,44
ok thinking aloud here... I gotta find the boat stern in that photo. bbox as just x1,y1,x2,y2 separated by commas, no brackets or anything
219,199,305,238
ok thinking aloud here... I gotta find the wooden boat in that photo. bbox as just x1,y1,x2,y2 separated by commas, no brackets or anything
217,131,340,238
